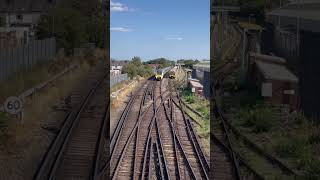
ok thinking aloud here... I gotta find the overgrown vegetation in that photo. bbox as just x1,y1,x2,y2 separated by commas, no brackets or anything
0,112,9,129
144,58,175,68
236,103,274,133
181,87,210,138
36,0,105,55
177,59,200,69
233,104,320,176
122,57,153,78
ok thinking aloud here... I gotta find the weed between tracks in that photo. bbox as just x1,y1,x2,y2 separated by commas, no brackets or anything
221,77,320,177
180,87,210,156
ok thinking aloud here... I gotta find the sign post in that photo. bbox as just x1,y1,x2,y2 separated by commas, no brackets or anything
3,96,24,123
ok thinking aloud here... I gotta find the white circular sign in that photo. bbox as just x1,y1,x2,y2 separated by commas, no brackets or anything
4,96,23,114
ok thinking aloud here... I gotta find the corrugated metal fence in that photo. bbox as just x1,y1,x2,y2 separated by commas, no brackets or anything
0,38,56,81
110,73,128,88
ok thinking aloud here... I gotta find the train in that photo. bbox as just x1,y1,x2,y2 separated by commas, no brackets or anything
154,66,172,81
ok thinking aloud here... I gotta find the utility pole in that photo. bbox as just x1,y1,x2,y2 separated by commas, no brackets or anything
278,0,282,27
211,3,240,63
242,28,247,79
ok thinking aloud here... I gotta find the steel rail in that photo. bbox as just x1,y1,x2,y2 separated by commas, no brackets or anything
175,92,210,180
133,81,154,180
110,80,148,152
93,96,110,180
111,81,152,179
213,100,242,180
155,80,171,180
142,81,158,179
166,79,197,180
155,139,165,180
33,71,107,180
111,82,165,179
48,74,107,180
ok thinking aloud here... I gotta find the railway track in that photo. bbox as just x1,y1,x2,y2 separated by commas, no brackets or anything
33,65,109,180
110,77,210,179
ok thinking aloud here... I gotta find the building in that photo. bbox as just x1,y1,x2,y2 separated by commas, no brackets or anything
249,53,299,110
110,60,129,73
192,61,210,98
265,0,320,119
188,79,203,97
0,0,56,47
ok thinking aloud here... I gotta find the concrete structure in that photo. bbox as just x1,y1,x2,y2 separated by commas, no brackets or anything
265,1,320,119
192,61,210,98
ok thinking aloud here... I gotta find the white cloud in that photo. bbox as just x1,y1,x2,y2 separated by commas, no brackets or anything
165,35,183,41
110,1,134,12
110,27,132,32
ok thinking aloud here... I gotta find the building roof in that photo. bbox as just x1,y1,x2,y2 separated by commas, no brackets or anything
189,80,203,88
249,52,286,64
0,0,55,13
111,60,129,66
255,61,298,83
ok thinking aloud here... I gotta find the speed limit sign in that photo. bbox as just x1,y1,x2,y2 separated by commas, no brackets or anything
4,96,23,114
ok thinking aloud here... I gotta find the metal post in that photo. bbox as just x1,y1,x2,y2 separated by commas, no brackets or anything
217,12,222,62
296,15,300,59
242,28,247,80
278,0,282,27
52,15,54,36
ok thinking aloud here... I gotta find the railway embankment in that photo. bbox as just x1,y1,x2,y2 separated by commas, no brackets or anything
0,55,102,180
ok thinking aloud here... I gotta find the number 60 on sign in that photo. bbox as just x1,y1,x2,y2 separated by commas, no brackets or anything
4,96,23,115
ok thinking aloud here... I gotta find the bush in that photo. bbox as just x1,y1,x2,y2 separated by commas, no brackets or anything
291,111,308,126
308,131,320,145
0,112,8,128
236,104,274,133
185,95,195,104
181,87,193,97
274,135,311,159
196,105,209,119
122,57,153,78
304,159,320,175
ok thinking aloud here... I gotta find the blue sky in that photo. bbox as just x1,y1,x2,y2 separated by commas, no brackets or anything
110,0,210,61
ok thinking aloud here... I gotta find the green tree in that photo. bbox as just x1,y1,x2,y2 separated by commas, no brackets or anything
36,1,105,54
131,56,142,66
37,8,87,55
122,57,153,78
145,58,174,68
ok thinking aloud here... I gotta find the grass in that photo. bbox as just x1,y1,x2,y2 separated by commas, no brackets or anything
235,103,274,133
111,80,130,93
180,87,210,154
0,52,99,145
233,105,320,177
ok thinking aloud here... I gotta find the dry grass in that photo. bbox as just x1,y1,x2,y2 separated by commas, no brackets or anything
0,54,97,180
111,79,140,109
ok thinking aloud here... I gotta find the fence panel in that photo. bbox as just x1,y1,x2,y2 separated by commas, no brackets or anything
110,73,128,88
0,38,56,82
